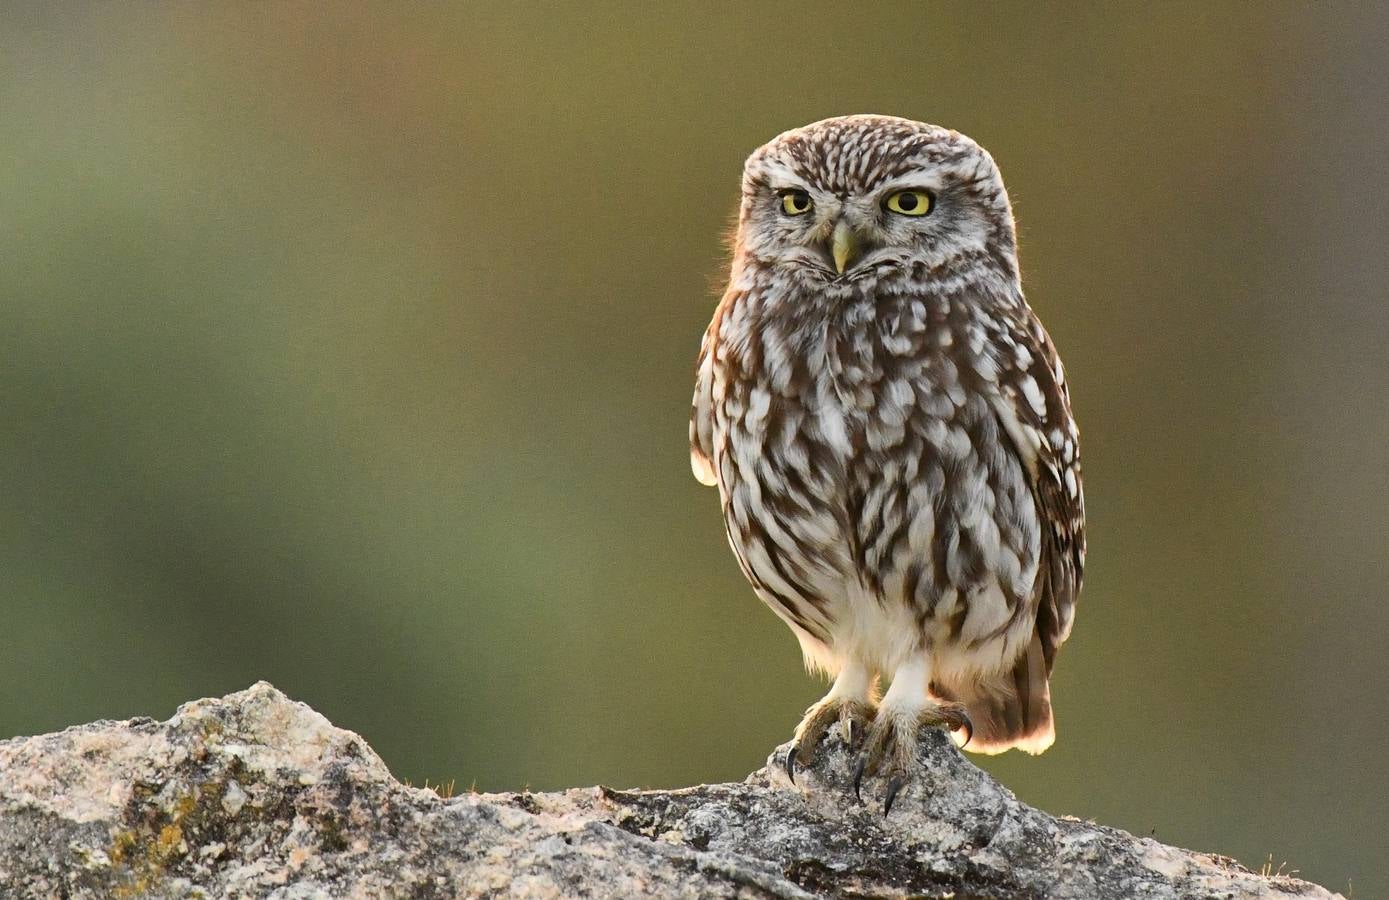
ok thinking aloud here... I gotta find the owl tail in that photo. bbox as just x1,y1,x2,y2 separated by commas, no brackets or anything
933,635,1056,755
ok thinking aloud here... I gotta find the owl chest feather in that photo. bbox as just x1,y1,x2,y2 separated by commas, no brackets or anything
711,284,1042,661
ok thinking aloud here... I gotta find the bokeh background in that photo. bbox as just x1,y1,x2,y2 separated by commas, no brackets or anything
3,3,1386,894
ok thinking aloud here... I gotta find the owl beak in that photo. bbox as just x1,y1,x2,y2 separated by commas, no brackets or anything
830,220,858,275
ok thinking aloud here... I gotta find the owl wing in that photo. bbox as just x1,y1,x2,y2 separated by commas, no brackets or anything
988,309,1086,674
689,318,719,487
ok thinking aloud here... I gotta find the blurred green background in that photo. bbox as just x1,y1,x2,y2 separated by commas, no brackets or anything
3,3,1386,894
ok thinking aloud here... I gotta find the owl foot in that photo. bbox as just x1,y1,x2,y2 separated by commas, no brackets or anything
784,695,874,785
851,702,972,816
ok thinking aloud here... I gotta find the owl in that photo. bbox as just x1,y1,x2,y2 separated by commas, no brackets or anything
689,116,1085,812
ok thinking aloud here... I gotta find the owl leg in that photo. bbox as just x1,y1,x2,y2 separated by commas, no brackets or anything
784,660,875,784
853,653,972,815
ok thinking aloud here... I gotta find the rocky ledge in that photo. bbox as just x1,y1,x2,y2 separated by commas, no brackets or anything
0,683,1339,898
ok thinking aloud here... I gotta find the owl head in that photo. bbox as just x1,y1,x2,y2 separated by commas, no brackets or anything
734,116,1018,291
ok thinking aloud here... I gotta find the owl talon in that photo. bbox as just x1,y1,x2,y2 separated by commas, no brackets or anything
784,745,799,784
883,775,906,817
851,754,868,802
938,706,974,749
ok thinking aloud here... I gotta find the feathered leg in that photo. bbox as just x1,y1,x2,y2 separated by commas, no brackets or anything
784,660,875,783
854,653,971,815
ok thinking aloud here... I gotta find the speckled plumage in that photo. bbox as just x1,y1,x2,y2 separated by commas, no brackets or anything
690,116,1085,772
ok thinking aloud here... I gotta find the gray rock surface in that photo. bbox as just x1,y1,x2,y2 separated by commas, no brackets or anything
0,682,1340,898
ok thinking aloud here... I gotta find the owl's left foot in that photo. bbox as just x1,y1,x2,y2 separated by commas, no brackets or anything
852,702,972,816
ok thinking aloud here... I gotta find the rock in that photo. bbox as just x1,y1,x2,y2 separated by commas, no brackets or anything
0,682,1341,899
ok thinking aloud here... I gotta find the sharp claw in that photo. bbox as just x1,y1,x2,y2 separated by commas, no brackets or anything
852,755,867,802
883,775,905,817
956,711,974,750
785,745,798,784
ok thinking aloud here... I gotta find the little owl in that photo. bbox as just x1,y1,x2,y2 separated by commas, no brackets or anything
689,116,1085,813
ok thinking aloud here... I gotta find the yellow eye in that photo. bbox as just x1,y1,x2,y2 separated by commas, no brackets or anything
780,190,813,216
884,190,934,216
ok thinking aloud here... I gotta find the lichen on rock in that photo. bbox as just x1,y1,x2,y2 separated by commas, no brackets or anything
0,682,1343,898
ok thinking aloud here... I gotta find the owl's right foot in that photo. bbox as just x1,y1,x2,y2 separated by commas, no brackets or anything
785,694,875,784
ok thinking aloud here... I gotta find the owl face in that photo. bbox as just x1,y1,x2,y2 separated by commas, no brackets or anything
735,116,1017,290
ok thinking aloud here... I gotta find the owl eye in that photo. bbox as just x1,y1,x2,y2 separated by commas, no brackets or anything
779,190,813,216
884,190,934,216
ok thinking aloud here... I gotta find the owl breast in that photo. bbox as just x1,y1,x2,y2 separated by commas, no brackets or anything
710,285,1043,678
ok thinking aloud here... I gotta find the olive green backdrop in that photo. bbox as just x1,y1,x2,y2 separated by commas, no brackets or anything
3,4,1386,894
